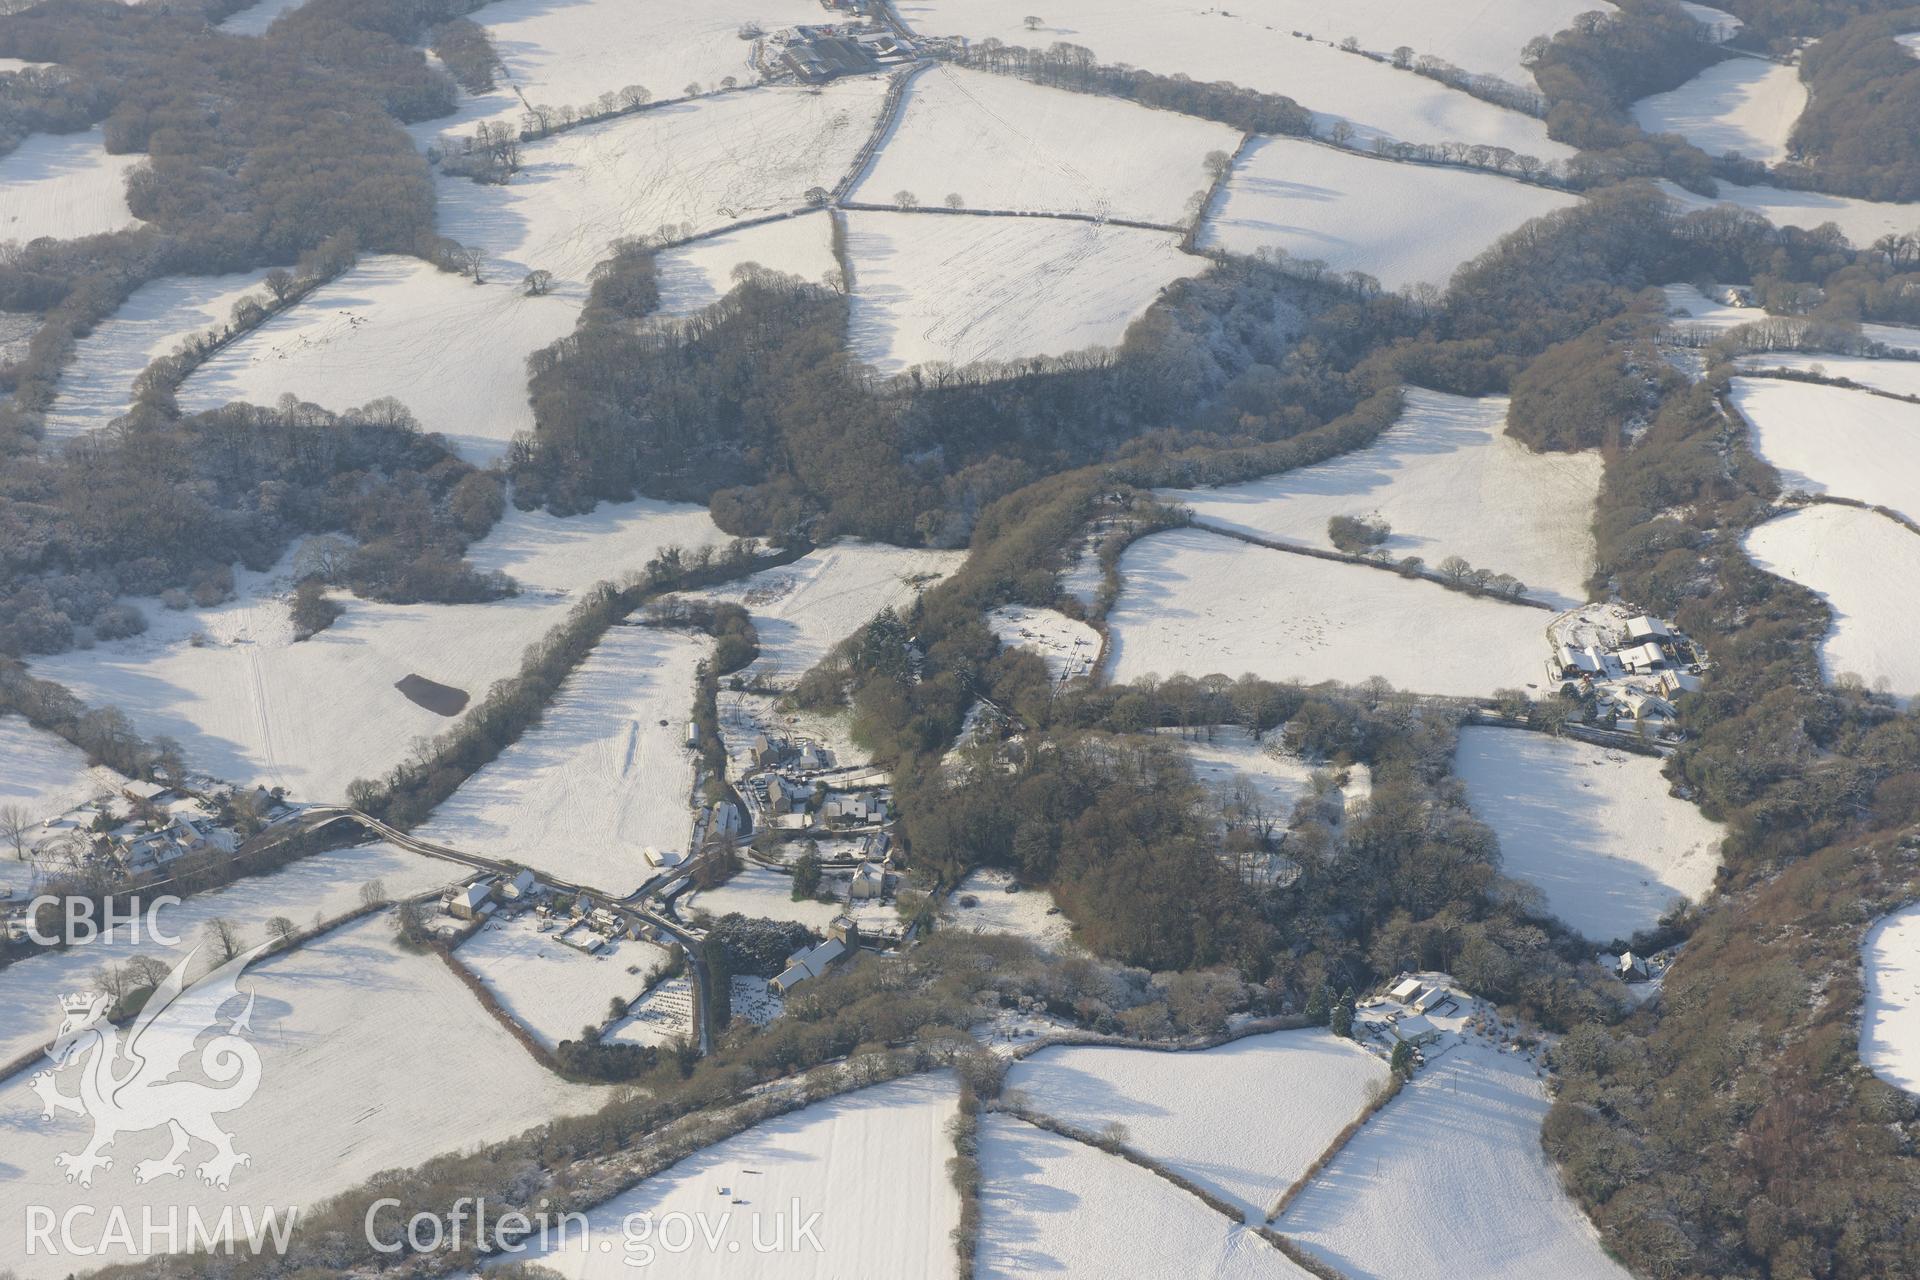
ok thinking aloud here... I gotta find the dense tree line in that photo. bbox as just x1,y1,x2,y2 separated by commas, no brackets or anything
1783,8,1920,201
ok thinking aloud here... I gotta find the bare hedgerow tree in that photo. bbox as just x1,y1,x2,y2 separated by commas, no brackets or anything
266,916,299,949
359,878,389,909
618,84,650,110
203,917,243,963
944,192,964,209
0,803,29,860
523,269,553,296
894,189,917,210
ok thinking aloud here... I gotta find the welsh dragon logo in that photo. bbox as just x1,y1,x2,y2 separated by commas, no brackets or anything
30,940,273,1190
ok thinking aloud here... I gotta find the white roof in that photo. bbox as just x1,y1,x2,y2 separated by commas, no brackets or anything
1626,616,1671,639
124,780,169,800
1389,977,1423,1002
458,882,492,908
1394,1014,1436,1040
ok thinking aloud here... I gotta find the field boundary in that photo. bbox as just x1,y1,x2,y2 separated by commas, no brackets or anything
839,199,1185,236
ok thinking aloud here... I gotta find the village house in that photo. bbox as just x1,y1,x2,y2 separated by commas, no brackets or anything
768,917,859,995
449,879,496,921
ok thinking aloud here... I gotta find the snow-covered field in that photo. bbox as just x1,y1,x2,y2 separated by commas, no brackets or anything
1746,504,1920,702
1160,388,1601,606
978,1114,1314,1279
1660,179,1920,248
467,495,730,596
652,213,840,317
605,972,695,1047
217,0,304,34
30,553,572,803
417,626,708,896
438,82,888,289
1736,353,1920,397
1174,726,1320,817
0,912,602,1279
947,867,1074,952
901,0,1576,157
1632,57,1806,165
698,540,964,685
43,270,270,443
0,842,456,1065
846,210,1202,374
178,255,579,466
1861,902,1920,1095
1202,139,1578,290
1278,1041,1629,1280
1453,727,1724,942
409,0,829,139
1679,2,1743,41
988,605,1100,683
0,713,121,824
1729,377,1920,525
1009,1029,1389,1221
856,65,1240,225
0,126,142,244
454,912,671,1049
500,1073,959,1279
684,865,846,930
1104,528,1546,696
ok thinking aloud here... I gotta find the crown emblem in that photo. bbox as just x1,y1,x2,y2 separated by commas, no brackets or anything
60,992,98,1014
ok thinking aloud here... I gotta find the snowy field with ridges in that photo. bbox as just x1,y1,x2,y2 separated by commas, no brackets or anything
1729,377,1920,525
1453,727,1724,942
1632,57,1806,165
30,552,572,802
417,626,709,896
467,495,730,597
0,126,141,244
437,81,888,288
0,911,602,1278
0,713,123,824
1278,1040,1629,1280
1159,388,1601,606
1862,902,1920,1095
846,210,1201,374
453,912,672,1049
856,64,1240,225
1659,179,1920,248
1105,529,1546,696
1746,504,1920,703
697,540,964,685
501,1074,960,1279
43,270,270,443
1736,353,1920,397
177,255,579,466
1008,1029,1389,1221
407,0,829,139
978,1114,1314,1279
1201,139,1579,290
653,213,840,317
900,0,1577,156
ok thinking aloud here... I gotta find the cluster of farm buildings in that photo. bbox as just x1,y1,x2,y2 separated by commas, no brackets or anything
1545,603,1707,727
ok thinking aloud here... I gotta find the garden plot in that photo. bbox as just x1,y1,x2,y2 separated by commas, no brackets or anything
31,549,573,802
1010,1030,1387,1221
855,64,1239,225
1729,377,1920,525
1278,1040,1628,1280
988,605,1099,683
1201,139,1578,291
606,972,695,1047
1861,902,1920,1094
652,212,839,317
1453,727,1724,942
900,0,1573,157
1631,57,1806,165
698,540,964,685
177,255,579,466
0,912,601,1279
1104,529,1545,696
437,81,888,289
977,1114,1314,1280
408,0,829,141
1747,504,1920,702
1160,388,1601,606
947,867,1074,952
43,270,270,443
454,912,672,1049
0,841,454,1065
467,495,729,597
1659,178,1920,248
1736,352,1920,397
846,211,1202,375
417,626,708,896
0,713,122,823
500,1074,959,1279
0,126,142,244
683,864,845,930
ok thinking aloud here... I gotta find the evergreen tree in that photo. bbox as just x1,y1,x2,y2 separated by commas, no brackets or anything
1390,1039,1414,1077
1330,987,1355,1038
790,850,823,900
1305,984,1330,1026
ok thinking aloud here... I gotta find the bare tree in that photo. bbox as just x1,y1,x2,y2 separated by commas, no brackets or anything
944,191,964,209
266,916,299,949
523,269,554,297
459,246,488,282
124,954,172,991
0,803,29,860
1437,554,1473,586
894,189,918,210
263,268,297,304
203,917,243,963
618,84,651,110
1202,149,1234,181
359,878,390,909
1023,15,1044,30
